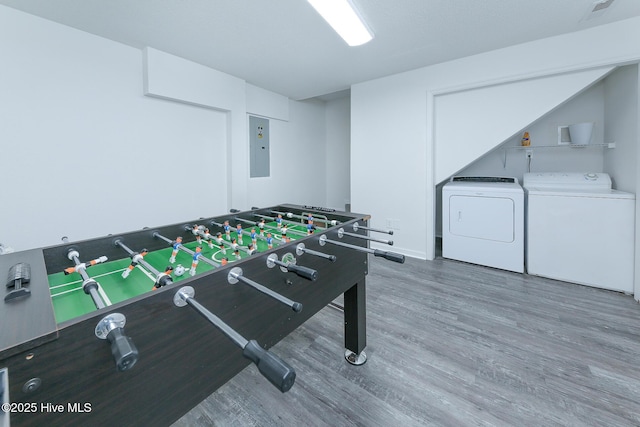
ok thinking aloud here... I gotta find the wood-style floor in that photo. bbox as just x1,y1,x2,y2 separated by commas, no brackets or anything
173,255,640,426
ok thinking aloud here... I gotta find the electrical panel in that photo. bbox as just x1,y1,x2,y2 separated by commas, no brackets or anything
250,116,270,178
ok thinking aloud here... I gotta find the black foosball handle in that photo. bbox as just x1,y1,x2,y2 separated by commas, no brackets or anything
107,328,139,371
243,340,296,393
373,249,405,264
286,264,318,281
95,313,139,372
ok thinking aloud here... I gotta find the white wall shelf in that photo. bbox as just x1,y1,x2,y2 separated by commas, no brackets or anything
502,143,614,167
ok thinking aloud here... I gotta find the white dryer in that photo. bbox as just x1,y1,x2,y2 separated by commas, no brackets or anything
523,172,635,293
442,177,524,273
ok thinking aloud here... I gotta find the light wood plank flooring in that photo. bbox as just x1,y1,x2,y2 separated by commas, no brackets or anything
173,256,640,426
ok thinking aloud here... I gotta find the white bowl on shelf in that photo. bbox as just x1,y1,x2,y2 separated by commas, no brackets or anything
569,122,594,145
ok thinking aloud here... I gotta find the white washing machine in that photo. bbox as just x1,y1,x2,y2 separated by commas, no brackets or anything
442,177,524,273
523,172,635,293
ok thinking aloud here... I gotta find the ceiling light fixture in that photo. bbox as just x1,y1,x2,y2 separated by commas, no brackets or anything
308,0,374,47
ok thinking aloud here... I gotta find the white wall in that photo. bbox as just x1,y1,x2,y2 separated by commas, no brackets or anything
325,96,351,210
352,17,640,261
245,99,328,209
0,6,227,251
455,80,608,182
143,47,247,211
434,67,612,184
604,65,638,192
0,5,340,252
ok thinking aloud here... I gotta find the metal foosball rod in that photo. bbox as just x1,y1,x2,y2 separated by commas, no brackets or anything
153,232,221,268
352,221,394,235
188,224,256,256
270,210,393,236
233,218,307,250
227,267,303,312
318,234,405,263
127,234,300,308
232,217,291,242
208,220,267,252
114,239,174,290
61,237,139,371
187,224,216,248
252,213,313,235
295,242,336,262
209,220,270,246
173,286,296,393
269,210,333,228
337,227,394,246
61,240,109,309
266,253,319,281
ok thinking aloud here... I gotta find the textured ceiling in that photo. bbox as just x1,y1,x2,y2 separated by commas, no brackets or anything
1,0,639,100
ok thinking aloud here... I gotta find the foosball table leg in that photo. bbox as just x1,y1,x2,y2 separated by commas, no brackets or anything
343,281,367,365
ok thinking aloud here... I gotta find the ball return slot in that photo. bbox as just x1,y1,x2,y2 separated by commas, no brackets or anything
173,286,296,393
318,235,405,264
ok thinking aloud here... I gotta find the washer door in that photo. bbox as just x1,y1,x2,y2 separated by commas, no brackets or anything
448,195,515,243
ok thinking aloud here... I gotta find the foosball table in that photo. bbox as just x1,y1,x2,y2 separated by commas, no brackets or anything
0,204,403,426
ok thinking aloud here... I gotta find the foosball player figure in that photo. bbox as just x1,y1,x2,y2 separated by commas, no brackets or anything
214,232,226,255
276,214,283,228
250,228,258,246
169,237,183,263
258,219,266,236
221,257,228,266
247,244,256,256
152,266,174,290
189,246,203,276
203,227,214,249
307,220,316,235
236,224,243,245
223,220,231,240
193,225,203,245
234,248,241,260
266,232,274,249
281,224,288,239
63,255,108,275
122,248,149,279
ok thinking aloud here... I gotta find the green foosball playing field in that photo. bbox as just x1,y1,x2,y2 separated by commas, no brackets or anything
48,219,315,323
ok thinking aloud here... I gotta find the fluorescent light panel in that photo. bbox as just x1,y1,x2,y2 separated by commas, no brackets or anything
308,0,374,46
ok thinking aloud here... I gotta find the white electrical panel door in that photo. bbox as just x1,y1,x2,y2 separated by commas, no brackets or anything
249,116,270,178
